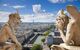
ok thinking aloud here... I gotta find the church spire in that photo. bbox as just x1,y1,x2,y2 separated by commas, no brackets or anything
16,8,19,14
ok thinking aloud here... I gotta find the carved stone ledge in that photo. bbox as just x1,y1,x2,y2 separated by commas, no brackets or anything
51,44,80,50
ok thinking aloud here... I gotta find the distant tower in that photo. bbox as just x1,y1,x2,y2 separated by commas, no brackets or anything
16,8,19,14
33,15,34,24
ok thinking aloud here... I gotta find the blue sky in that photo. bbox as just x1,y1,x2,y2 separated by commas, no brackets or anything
0,0,80,22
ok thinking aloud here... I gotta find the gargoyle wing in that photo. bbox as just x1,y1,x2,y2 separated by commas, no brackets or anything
67,5,80,20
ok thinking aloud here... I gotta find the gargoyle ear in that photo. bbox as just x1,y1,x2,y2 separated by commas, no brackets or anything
67,5,80,20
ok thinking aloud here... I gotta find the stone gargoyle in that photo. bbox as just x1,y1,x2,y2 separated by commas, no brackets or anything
51,5,80,50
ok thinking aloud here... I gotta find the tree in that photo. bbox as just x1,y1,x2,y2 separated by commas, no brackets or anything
31,44,42,50
41,38,45,43
44,30,50,36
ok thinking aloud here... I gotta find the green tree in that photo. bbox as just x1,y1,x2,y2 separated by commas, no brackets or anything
41,38,45,43
44,30,50,36
31,44,42,50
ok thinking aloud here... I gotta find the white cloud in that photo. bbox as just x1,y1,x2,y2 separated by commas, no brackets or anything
32,4,55,22
0,11,55,22
11,5,25,9
0,4,55,22
2,4,25,9
3,4,8,6
21,14,34,22
32,4,41,13
42,10,46,12
34,13,55,22
21,12,55,22
0,11,10,22
48,0,77,3
48,0,65,3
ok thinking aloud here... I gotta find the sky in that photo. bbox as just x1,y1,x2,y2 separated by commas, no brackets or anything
0,0,80,22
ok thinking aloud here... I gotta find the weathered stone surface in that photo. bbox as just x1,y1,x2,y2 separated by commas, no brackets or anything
60,43,80,50
51,5,80,50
